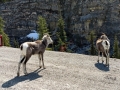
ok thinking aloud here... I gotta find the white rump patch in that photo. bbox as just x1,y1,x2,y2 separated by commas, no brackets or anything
21,43,29,55
102,40,110,50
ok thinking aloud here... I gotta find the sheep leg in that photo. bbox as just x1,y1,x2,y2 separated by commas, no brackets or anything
23,55,31,75
106,53,109,66
107,53,109,66
104,51,109,66
38,54,42,68
97,51,100,63
102,53,104,63
41,53,45,69
105,57,108,66
23,63,27,75
17,55,25,77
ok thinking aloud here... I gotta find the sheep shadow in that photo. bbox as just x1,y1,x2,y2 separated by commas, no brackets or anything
95,62,110,71
2,68,44,88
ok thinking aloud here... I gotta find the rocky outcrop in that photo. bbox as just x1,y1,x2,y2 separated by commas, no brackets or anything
64,0,120,36
0,0,59,37
63,0,120,51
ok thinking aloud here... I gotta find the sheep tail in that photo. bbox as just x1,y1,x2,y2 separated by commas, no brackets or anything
20,44,23,50
105,41,108,45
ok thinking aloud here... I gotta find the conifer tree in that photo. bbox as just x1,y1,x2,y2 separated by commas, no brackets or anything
0,16,10,46
87,30,96,55
55,16,67,51
57,16,67,44
55,32,62,50
37,16,49,39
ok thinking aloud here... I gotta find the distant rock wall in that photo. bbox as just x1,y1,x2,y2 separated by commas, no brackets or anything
62,0,120,47
63,0,120,36
0,0,59,37
0,0,120,47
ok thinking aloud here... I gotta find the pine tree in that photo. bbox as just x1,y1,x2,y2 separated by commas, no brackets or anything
113,35,119,58
55,32,63,51
87,30,96,55
57,16,67,43
0,16,10,46
55,16,67,51
37,16,49,39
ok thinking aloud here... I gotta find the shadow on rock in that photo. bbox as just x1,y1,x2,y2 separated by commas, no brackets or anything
2,68,44,88
95,63,110,71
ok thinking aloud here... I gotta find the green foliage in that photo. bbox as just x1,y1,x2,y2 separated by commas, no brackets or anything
0,16,10,46
54,16,67,51
13,38,19,48
54,33,62,51
87,30,96,55
37,16,49,39
46,48,53,51
113,35,120,58
66,49,73,53
57,16,67,43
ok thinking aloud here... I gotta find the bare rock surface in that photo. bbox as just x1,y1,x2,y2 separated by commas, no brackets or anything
0,46,120,90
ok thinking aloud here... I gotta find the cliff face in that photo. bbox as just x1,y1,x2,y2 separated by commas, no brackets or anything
0,0,120,48
0,0,59,37
63,0,120,47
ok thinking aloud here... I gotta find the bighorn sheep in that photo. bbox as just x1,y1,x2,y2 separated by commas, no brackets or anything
96,33,110,66
17,34,53,76
100,33,110,42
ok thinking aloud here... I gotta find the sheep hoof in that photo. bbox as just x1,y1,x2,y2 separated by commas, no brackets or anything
102,60,104,63
97,60,99,63
25,74,28,76
39,66,42,68
104,64,109,67
25,73,28,76
17,73,19,77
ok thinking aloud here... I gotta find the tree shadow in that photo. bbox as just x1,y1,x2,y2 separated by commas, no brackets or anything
2,68,44,88
95,62,110,71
